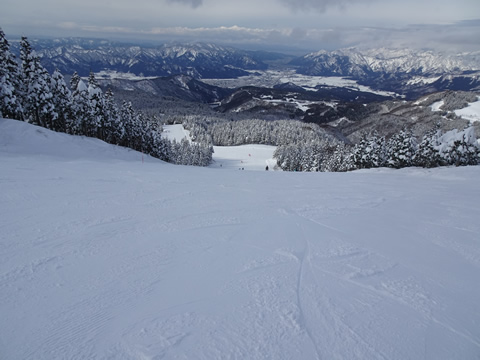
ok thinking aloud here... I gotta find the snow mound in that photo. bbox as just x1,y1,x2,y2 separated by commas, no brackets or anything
0,118,158,163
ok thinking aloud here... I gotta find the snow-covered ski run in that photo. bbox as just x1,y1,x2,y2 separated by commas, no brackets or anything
1,118,480,359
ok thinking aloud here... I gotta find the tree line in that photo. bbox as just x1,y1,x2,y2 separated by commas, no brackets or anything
179,115,336,147
274,127,480,172
0,30,212,167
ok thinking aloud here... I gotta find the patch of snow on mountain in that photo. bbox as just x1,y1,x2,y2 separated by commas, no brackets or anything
94,70,158,81
204,70,399,97
455,96,480,124
431,100,445,112
407,76,442,85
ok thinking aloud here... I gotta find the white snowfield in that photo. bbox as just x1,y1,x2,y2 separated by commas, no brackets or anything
161,124,193,144
162,124,277,171
455,96,480,124
1,118,480,359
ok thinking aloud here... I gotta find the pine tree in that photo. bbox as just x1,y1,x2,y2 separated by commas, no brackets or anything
447,133,480,166
387,129,416,168
19,36,57,128
155,136,171,162
0,28,22,119
352,133,370,169
414,128,442,168
70,78,89,135
50,69,73,132
103,88,123,145
87,71,105,139
120,101,136,148
368,132,387,168
70,71,80,91
322,143,354,172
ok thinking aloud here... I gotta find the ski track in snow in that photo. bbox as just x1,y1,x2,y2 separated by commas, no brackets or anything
1,119,480,359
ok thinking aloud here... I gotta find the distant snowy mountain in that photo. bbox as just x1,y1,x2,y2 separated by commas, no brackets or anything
13,38,268,78
11,37,480,98
291,48,480,97
292,48,480,78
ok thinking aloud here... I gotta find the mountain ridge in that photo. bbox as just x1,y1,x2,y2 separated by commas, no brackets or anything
11,38,269,78
290,47,480,97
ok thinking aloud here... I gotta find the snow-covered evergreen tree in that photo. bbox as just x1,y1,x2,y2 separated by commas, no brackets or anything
414,128,442,168
439,127,480,166
70,72,80,92
70,78,89,135
103,88,123,145
0,28,22,119
368,132,387,168
50,69,73,132
87,71,106,139
120,100,136,148
19,36,57,128
386,129,416,169
352,132,387,169
352,133,370,169
322,143,354,172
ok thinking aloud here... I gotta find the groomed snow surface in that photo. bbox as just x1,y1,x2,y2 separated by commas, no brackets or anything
1,118,480,359
162,124,277,171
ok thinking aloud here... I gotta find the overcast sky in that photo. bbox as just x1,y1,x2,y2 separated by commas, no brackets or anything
1,0,479,52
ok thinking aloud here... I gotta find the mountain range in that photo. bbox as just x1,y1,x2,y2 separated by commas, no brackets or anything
12,38,479,97
9,37,480,129
12,38,270,79
290,48,480,98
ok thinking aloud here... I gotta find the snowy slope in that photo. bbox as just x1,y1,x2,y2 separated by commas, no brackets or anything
162,124,277,171
1,119,480,359
455,96,480,124
161,124,192,143
210,144,277,171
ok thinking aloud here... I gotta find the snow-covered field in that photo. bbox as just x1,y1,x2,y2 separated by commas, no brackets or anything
204,69,399,98
162,124,277,171
161,124,192,143
1,118,480,359
455,96,480,124
210,144,277,171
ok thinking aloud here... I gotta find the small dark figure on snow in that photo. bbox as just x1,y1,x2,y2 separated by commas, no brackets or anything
265,165,269,171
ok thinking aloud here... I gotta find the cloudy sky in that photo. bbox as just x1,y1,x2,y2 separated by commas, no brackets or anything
1,0,479,52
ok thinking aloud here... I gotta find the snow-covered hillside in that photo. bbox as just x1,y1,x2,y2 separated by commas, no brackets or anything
1,118,480,359
455,96,480,124
162,124,277,171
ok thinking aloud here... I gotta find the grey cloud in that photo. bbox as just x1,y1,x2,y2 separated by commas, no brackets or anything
62,22,480,53
277,0,371,12
166,0,203,8
289,27,308,40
